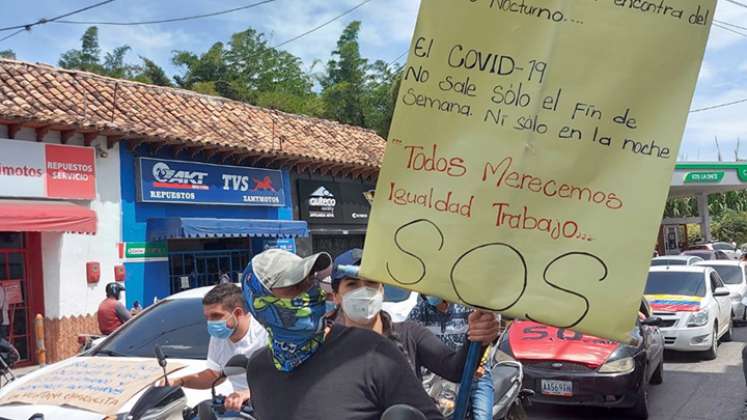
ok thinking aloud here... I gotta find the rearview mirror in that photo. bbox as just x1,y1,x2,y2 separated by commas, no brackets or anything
223,354,250,377
713,287,730,297
641,317,663,327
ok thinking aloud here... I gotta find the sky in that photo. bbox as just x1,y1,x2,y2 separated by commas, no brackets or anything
1,0,746,162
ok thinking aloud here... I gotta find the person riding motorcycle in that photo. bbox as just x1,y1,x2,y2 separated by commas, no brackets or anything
97,282,131,335
329,248,501,387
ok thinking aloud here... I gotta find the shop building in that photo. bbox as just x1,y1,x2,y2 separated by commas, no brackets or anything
295,176,375,257
0,122,121,362
0,58,384,363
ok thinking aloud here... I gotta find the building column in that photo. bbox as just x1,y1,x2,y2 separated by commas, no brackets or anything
697,193,712,242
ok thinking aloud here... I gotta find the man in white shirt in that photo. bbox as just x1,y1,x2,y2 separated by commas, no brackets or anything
171,283,267,414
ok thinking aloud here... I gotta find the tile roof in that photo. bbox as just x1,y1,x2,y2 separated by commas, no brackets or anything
0,59,386,171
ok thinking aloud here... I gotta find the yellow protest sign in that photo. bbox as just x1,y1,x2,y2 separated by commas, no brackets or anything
361,0,715,342
0,357,184,415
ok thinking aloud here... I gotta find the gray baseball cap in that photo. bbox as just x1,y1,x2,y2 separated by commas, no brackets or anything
251,249,332,289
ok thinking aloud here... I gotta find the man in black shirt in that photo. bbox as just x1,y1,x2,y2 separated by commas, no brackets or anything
242,249,443,420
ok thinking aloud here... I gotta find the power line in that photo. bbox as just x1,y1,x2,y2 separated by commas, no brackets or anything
273,0,375,49
724,0,747,9
0,29,26,43
713,22,747,37
690,98,747,113
386,50,408,69
55,0,277,26
0,0,117,32
714,19,747,31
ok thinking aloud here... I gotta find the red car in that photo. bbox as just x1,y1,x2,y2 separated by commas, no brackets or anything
498,301,664,419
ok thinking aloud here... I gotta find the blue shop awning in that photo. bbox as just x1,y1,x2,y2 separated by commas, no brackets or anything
147,217,309,241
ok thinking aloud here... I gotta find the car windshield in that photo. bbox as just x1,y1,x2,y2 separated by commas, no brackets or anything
94,298,209,359
645,271,706,297
651,259,687,266
384,285,411,303
712,243,734,251
701,265,744,285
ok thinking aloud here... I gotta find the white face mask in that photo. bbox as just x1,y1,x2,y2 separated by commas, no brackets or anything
342,286,384,323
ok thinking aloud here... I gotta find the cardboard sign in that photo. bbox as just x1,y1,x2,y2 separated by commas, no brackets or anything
361,0,714,342
0,358,184,416
0,280,23,305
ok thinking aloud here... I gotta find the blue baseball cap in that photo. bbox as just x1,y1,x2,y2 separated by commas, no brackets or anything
331,248,363,291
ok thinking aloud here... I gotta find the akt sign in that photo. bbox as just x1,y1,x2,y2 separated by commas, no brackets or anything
138,158,285,206
0,138,96,200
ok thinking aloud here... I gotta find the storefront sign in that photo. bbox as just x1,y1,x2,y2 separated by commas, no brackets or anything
360,0,714,343
684,172,724,184
0,138,96,200
120,241,168,262
263,238,297,253
138,158,285,207
298,180,374,225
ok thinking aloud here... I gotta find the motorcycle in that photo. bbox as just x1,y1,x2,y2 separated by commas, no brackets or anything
0,338,19,388
423,348,530,420
126,347,430,420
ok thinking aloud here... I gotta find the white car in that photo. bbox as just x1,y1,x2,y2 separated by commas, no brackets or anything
651,255,704,266
644,266,733,360
695,260,747,321
0,287,232,419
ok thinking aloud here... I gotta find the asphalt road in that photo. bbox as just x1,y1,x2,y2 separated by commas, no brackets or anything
527,324,747,420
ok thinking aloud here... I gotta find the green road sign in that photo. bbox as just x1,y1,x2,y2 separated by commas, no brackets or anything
684,172,724,184
124,242,168,259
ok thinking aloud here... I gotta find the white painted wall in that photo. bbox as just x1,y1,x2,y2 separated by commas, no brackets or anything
2,130,122,318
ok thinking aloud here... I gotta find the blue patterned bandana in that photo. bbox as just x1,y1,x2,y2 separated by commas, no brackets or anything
242,264,327,372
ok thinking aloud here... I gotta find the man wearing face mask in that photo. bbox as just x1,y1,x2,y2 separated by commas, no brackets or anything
331,249,500,386
242,248,444,420
170,283,267,416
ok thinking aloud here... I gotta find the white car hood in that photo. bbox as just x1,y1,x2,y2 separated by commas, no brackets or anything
0,356,231,419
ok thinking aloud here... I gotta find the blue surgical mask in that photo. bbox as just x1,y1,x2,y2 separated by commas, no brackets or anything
426,296,444,306
243,265,327,372
207,315,236,340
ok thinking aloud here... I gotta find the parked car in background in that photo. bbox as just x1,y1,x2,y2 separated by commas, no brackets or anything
499,299,664,419
695,260,747,321
382,285,418,322
0,287,230,419
651,256,703,266
681,249,732,261
687,242,741,259
645,266,732,360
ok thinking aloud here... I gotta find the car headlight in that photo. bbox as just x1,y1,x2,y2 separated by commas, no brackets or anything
687,311,709,327
598,357,635,374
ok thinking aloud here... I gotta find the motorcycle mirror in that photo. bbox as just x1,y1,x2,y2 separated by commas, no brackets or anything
381,405,427,420
641,317,663,327
223,354,250,377
154,345,169,387
154,345,167,368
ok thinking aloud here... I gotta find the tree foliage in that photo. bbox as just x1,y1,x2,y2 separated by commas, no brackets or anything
59,24,403,136
0,50,16,60
712,211,747,245
59,26,170,85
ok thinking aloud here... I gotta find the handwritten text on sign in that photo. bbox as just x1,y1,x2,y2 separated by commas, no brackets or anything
0,358,184,415
361,0,715,342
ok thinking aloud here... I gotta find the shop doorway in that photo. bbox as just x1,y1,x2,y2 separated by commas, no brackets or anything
0,233,34,363
167,238,252,294
312,234,365,259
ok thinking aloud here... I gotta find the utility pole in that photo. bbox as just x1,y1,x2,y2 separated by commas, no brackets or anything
715,136,723,162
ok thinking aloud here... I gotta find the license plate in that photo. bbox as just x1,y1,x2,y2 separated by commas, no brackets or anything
541,379,573,397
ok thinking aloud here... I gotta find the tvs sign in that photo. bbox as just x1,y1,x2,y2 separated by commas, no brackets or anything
0,138,96,200
138,158,285,206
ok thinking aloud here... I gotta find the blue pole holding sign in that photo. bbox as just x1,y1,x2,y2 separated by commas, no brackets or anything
453,341,482,420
